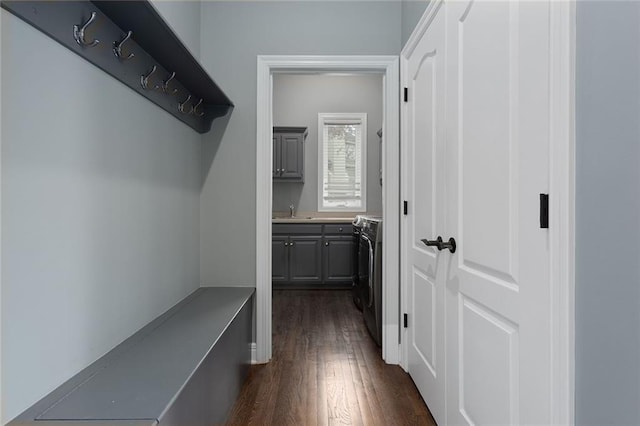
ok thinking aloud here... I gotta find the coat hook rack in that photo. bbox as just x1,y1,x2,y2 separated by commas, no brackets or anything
73,11,100,47
2,0,233,134
113,30,134,60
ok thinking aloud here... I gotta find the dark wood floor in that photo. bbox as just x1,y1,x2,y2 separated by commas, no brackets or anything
226,290,436,426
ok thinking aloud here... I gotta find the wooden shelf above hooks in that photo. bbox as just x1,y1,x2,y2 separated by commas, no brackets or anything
2,0,234,134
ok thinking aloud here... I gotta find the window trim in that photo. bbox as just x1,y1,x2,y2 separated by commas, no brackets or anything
317,112,368,212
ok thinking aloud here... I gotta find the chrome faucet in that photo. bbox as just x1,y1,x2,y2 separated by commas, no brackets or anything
289,204,295,218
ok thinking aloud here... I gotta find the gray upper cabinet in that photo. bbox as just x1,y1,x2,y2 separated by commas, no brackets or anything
273,127,307,182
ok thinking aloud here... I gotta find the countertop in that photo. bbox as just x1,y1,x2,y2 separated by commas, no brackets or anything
272,217,355,224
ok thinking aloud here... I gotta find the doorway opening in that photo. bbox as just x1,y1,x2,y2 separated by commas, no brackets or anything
255,56,400,364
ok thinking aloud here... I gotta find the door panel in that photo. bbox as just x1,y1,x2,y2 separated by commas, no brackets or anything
459,296,518,425
459,0,517,281
403,3,446,424
445,0,552,424
411,267,436,375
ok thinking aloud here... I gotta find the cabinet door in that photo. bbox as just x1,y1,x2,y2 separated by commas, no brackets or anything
289,236,322,282
322,236,354,283
272,134,281,178
272,235,289,282
280,134,304,180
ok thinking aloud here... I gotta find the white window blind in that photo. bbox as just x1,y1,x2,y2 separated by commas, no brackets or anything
318,114,367,211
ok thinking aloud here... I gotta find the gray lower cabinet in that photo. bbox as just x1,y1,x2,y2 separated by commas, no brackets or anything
322,236,354,283
273,127,307,182
273,223,353,288
272,235,289,283
289,236,322,283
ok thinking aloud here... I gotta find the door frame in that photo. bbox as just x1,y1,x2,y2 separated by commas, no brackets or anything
255,55,400,364
399,1,576,424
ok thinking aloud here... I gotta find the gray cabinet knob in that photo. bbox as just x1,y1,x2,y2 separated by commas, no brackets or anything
284,242,288,246
325,242,329,246
290,241,294,246
339,227,343,232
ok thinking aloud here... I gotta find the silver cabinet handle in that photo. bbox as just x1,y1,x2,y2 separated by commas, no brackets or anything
339,227,343,232
325,242,329,246
284,242,288,246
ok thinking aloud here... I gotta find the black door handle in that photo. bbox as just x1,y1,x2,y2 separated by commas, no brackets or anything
438,237,456,253
421,237,442,248
421,236,457,254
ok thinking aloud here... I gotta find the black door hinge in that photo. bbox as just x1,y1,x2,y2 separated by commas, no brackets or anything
403,313,408,328
540,193,549,228
403,87,408,102
403,200,408,215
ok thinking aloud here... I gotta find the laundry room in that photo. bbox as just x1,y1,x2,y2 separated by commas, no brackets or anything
270,72,386,344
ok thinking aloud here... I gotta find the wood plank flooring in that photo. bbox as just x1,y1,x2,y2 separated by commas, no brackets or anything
226,290,436,426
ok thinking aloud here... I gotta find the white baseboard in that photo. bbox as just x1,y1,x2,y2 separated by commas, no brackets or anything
250,342,257,364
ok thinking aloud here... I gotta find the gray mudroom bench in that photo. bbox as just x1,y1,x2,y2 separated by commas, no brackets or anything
9,287,254,426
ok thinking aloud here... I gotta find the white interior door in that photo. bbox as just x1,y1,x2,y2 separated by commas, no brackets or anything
444,1,552,424
402,3,447,424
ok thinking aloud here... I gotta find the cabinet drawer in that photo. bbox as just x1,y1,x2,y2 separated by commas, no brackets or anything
273,224,323,234
323,224,353,235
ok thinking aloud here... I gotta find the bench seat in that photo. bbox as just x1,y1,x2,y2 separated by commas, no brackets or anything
10,287,254,426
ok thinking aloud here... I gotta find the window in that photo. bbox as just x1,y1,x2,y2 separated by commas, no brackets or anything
318,113,367,212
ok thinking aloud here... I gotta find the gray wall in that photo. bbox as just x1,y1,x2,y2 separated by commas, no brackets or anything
149,0,201,60
272,74,383,216
575,1,640,424
199,1,401,286
401,1,429,48
1,9,202,423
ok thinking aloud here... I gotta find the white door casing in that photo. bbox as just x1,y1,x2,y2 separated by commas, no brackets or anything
401,2,447,424
401,0,575,424
255,56,400,364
